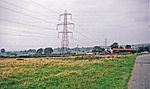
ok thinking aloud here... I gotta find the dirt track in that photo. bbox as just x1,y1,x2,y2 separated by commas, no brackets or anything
128,54,150,89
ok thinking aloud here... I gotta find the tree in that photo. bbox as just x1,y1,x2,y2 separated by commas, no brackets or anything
138,46,145,52
138,46,150,52
110,42,119,49
44,47,53,56
92,46,105,53
144,46,150,52
27,49,36,53
125,45,131,49
119,46,124,49
36,48,43,56
1,48,5,53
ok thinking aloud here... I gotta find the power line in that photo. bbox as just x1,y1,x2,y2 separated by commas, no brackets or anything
0,32,52,39
0,5,55,24
74,29,98,44
30,0,60,14
0,0,101,47
0,18,54,31
70,37,87,46
71,37,97,46
0,26,56,37
0,0,57,20
72,20,100,45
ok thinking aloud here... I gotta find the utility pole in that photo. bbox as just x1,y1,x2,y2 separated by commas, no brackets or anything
57,10,74,52
105,38,107,49
76,44,79,55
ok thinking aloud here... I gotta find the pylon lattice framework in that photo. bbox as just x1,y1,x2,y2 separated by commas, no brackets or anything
57,10,74,50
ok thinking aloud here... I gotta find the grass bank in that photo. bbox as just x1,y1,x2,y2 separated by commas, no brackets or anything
0,54,139,89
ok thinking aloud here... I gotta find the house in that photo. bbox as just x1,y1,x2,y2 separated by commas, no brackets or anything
112,48,136,54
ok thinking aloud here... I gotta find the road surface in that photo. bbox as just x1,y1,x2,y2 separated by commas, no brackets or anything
128,54,150,89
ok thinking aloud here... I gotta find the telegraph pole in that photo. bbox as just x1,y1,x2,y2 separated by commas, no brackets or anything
105,38,107,49
57,10,74,52
76,44,79,55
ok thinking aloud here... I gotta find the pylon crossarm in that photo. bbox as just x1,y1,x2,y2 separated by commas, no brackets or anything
56,23,64,30
57,23,64,25
67,31,73,37
59,14,65,21
67,23,74,29
58,31,63,38
67,22,74,25
66,13,72,19
67,31,73,33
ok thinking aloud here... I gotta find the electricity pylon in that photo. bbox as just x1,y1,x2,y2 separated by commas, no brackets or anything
57,10,74,51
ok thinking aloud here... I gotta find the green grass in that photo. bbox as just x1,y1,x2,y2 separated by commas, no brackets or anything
0,55,138,89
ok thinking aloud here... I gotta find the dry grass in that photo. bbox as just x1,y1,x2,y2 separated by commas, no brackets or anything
0,54,137,89
0,54,130,78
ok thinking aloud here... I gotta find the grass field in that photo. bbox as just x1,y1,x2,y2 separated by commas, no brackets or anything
0,54,139,89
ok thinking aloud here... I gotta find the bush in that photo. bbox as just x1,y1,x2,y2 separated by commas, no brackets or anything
107,56,110,58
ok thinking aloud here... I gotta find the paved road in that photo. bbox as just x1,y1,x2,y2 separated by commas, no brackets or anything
128,54,150,89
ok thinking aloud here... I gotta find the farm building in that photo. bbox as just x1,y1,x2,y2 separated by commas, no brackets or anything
112,48,136,54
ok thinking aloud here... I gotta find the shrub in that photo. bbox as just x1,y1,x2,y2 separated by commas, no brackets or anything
107,56,110,58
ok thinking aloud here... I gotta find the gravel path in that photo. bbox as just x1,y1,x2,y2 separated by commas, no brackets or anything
128,54,150,89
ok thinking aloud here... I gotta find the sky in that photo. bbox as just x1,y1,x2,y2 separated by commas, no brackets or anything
0,0,149,51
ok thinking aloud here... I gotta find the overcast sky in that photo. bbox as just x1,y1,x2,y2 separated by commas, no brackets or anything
0,0,149,51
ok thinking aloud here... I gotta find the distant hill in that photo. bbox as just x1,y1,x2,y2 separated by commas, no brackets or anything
54,43,150,53
131,43,150,47
120,43,150,50
102,43,150,50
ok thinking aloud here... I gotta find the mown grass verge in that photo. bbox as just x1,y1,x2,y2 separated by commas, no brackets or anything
0,54,139,89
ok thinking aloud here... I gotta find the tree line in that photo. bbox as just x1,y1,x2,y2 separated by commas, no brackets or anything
92,42,150,53
36,47,53,56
